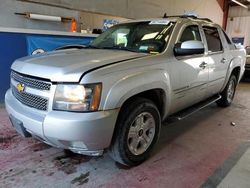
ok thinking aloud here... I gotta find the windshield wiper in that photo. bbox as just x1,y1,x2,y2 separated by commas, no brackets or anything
86,45,102,49
87,45,140,53
101,46,138,53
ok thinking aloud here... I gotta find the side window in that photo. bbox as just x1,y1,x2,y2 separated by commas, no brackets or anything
203,26,223,52
179,25,201,43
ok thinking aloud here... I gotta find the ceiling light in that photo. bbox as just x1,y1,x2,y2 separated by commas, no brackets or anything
232,0,248,9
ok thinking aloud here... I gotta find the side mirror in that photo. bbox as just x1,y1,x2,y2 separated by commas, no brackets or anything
174,40,205,56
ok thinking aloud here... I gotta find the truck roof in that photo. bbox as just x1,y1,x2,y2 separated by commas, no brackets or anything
121,15,216,26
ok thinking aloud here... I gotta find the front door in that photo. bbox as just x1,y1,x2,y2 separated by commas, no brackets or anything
170,25,209,112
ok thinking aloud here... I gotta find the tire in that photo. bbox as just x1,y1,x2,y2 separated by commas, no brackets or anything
217,75,237,107
109,97,161,166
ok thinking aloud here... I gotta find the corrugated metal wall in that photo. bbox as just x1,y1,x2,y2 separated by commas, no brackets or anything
227,6,250,46
227,17,250,46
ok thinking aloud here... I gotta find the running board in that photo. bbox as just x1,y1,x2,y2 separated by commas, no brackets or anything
168,95,221,122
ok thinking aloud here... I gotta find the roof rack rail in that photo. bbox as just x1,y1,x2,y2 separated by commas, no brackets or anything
180,15,197,19
162,14,212,22
163,15,197,18
197,18,213,22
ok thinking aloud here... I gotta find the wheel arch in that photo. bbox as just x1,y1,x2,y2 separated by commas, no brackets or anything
119,88,167,120
231,66,241,82
221,56,244,92
103,70,171,120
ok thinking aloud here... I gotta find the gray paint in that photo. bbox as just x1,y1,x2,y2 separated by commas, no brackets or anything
0,0,79,31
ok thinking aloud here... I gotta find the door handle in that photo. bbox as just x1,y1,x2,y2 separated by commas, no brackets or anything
199,62,207,69
221,58,227,64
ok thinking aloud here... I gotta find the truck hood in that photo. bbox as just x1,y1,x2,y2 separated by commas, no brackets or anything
12,49,148,82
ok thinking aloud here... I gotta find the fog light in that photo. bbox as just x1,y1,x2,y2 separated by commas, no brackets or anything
70,141,87,149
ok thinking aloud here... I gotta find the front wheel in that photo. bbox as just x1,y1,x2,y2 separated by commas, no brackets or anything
217,75,237,107
109,98,161,166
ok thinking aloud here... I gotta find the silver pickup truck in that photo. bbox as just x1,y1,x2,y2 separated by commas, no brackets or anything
5,16,245,166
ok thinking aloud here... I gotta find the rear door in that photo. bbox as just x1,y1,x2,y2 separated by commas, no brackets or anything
202,26,229,96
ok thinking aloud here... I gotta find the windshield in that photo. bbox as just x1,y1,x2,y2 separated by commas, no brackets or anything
90,21,175,54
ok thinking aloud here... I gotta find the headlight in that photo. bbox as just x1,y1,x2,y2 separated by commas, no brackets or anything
53,83,102,112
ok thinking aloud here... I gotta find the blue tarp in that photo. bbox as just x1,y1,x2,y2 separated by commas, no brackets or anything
232,37,245,45
27,35,94,55
0,32,27,102
0,32,96,102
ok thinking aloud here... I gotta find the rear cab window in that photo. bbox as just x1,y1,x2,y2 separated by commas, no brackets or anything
222,30,232,45
222,30,236,50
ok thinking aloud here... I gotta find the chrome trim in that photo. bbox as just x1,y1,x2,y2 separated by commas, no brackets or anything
11,84,49,111
11,71,51,91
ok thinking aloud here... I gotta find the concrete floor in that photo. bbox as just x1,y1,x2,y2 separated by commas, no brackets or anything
0,82,250,188
218,145,250,188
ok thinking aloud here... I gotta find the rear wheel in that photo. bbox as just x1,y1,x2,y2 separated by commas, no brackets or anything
217,75,237,107
109,98,161,166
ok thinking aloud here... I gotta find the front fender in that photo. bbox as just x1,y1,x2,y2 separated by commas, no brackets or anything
103,69,171,118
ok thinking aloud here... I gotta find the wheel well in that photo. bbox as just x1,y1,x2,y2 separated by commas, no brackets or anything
231,67,241,82
120,89,166,119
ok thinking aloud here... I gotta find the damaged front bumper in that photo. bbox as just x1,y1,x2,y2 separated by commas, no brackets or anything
5,89,119,156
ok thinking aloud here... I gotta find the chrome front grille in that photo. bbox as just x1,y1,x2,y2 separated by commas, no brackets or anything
11,71,51,91
11,85,48,111
11,71,51,111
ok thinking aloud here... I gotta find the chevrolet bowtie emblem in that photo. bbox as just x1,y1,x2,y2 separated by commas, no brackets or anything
16,83,25,93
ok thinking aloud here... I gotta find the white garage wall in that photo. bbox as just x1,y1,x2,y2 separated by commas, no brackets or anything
0,0,223,31
227,6,250,46
228,6,250,17
127,0,223,25
18,0,223,24
79,12,129,31
0,0,79,31
226,17,250,46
